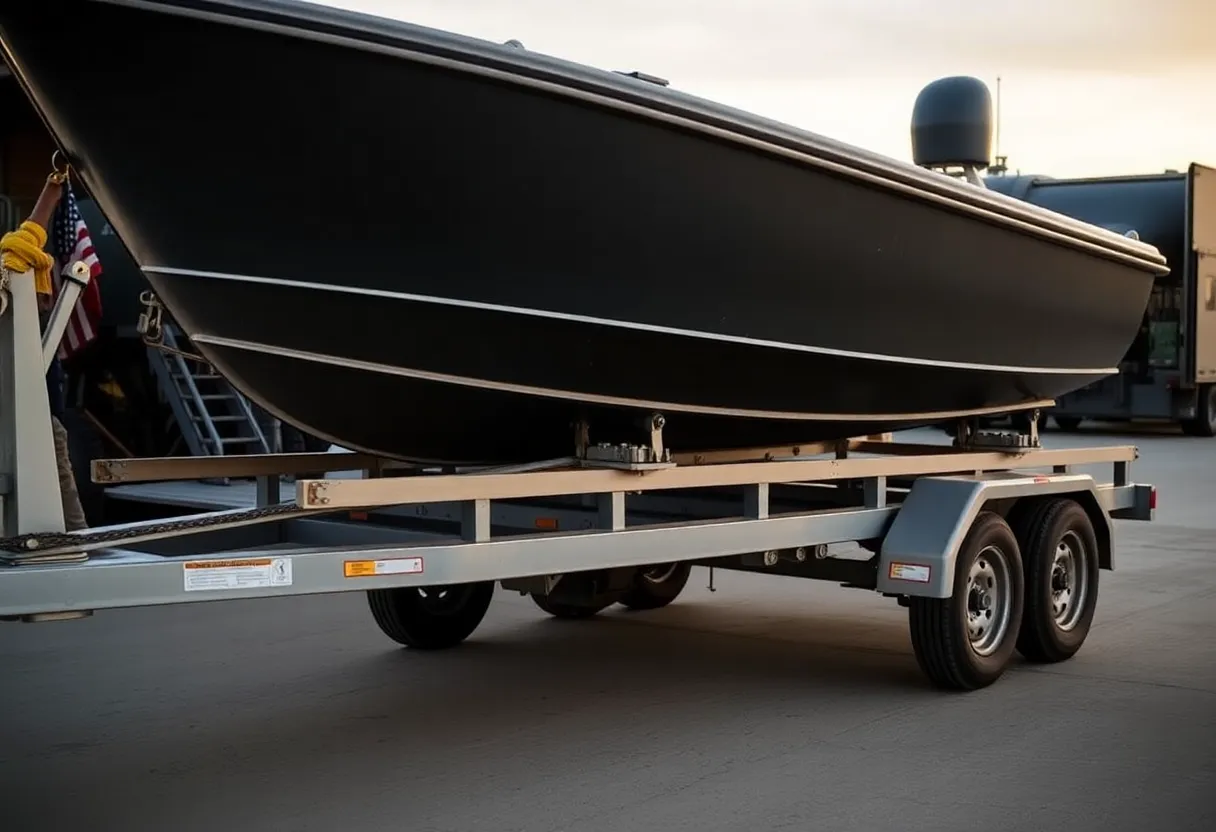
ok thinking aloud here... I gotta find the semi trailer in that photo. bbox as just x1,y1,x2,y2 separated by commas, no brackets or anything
987,163,1216,436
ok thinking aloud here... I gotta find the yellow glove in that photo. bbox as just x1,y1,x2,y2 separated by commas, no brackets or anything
1,221,55,296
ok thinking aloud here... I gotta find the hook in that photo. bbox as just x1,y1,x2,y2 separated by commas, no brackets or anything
48,149,70,185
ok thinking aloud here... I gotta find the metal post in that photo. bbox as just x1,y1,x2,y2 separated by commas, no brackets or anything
0,267,66,538
743,483,770,519
255,473,281,507
864,476,888,508
461,499,491,542
40,260,90,372
596,491,626,530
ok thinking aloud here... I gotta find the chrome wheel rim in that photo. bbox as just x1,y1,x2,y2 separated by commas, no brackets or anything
966,545,1013,657
1051,531,1089,631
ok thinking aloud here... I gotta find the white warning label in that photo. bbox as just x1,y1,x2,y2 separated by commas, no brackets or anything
888,562,932,583
183,557,293,592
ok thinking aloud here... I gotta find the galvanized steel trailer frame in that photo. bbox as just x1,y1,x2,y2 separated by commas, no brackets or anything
1,263,1157,690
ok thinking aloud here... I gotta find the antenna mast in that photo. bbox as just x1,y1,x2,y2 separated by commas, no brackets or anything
991,75,1008,176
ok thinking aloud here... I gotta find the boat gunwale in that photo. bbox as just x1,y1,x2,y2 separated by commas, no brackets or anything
39,0,1168,275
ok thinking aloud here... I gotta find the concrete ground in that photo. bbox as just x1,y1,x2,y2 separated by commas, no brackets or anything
1,424,1214,831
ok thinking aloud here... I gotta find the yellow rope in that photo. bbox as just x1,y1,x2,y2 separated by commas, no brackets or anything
1,221,55,296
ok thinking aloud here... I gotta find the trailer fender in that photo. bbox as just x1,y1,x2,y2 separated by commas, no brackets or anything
877,473,1112,599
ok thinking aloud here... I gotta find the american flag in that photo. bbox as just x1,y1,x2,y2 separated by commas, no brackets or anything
50,181,104,361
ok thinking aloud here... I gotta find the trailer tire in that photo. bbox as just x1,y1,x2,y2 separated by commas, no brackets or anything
367,581,495,649
1011,498,1100,663
619,562,692,611
530,593,611,619
908,511,1024,691
1180,384,1216,437
1053,416,1083,432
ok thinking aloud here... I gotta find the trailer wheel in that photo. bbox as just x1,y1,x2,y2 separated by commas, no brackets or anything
530,593,611,619
1011,498,1100,663
1181,384,1216,437
908,511,1024,691
619,562,692,610
367,581,495,650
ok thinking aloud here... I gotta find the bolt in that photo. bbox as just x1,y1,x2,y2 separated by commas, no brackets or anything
813,544,828,560
763,550,778,566
794,547,807,562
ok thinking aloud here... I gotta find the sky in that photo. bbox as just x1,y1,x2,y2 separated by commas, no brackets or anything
312,0,1215,178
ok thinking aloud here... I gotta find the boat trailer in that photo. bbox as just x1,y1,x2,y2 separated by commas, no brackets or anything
1,261,1156,691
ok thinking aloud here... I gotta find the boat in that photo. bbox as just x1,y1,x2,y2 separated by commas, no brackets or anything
0,0,1169,464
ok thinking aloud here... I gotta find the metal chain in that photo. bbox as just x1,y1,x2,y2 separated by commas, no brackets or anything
0,502,306,554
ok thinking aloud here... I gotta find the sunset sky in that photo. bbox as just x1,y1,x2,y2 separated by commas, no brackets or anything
315,0,1214,179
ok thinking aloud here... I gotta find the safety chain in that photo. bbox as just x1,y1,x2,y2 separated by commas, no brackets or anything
0,501,307,554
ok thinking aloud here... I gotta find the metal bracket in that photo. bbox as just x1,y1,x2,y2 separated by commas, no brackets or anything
577,412,675,471
953,408,1042,451
614,69,670,87
136,289,165,345
647,412,666,461
965,430,1039,451
580,443,675,471
1027,408,1041,447
40,259,90,372
573,419,590,460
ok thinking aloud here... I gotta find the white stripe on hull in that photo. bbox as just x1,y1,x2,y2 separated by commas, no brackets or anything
195,332,1060,423
148,265,1117,377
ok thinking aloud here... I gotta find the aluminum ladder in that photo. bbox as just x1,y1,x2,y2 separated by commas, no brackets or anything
147,323,271,457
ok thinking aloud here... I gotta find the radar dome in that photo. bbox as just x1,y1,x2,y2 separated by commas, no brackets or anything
911,76,993,170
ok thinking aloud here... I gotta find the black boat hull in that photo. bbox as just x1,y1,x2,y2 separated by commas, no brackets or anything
156,269,1101,461
0,0,1167,462
202,342,1024,464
